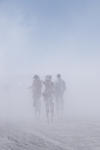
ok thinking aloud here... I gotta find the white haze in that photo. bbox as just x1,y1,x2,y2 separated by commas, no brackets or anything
0,1,100,122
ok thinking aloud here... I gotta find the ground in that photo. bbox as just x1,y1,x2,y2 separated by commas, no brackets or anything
0,119,100,150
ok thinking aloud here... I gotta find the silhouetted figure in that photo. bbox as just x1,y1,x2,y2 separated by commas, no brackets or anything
55,74,66,117
32,75,42,117
43,75,54,122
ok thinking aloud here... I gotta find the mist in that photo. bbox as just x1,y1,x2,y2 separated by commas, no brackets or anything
0,0,100,122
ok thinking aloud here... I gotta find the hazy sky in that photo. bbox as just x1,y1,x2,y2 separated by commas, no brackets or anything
0,0,100,119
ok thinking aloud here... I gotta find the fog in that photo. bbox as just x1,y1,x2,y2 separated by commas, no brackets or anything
0,0,100,122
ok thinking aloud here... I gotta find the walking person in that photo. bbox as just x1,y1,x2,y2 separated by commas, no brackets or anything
43,75,55,123
32,75,42,117
54,74,66,117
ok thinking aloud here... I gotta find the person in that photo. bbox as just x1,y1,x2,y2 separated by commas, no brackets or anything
32,75,42,117
54,74,66,117
43,75,54,122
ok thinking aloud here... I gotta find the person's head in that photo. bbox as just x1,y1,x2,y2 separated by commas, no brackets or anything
57,74,61,79
33,74,39,80
48,75,52,81
45,75,52,81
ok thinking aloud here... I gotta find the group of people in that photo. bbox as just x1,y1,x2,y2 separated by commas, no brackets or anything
31,74,66,122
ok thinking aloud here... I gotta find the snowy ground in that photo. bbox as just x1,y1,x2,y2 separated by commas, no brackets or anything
0,120,100,150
